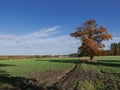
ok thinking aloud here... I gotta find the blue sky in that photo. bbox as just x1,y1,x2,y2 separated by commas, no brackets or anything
0,0,120,55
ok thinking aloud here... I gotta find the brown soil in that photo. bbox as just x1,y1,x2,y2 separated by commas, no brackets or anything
28,63,102,90
29,70,68,89
0,63,119,90
51,64,102,90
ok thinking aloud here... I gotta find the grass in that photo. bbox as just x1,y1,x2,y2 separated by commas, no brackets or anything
0,56,119,77
95,56,120,73
0,58,78,76
0,56,119,89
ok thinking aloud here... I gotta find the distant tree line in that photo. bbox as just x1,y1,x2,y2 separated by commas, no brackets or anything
69,42,120,57
105,42,120,56
0,55,70,60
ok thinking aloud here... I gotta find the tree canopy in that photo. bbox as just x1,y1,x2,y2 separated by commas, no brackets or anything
71,19,112,60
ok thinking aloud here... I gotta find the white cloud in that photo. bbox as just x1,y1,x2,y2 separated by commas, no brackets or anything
0,26,60,42
0,34,22,42
27,44,32,48
23,25,60,40
0,26,119,55
0,26,79,55
103,37,120,49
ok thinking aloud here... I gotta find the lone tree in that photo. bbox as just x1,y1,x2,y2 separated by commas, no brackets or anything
71,19,112,61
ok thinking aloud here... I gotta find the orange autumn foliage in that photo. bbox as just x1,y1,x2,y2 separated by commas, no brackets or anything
71,19,112,60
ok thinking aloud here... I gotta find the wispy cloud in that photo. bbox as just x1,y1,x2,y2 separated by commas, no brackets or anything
0,26,79,55
0,26,119,55
23,25,60,40
0,34,22,42
0,26,60,42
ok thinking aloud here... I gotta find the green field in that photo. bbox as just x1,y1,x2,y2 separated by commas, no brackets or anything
0,58,78,77
95,56,120,73
0,56,120,77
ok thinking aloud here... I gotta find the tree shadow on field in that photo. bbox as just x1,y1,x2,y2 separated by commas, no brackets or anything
99,60,120,62
83,60,120,67
0,63,43,90
0,63,16,67
36,59,120,68
36,59,80,64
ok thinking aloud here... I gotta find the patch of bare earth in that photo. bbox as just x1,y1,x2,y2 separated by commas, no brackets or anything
29,70,69,89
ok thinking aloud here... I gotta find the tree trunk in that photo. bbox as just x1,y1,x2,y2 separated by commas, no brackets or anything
90,56,94,61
